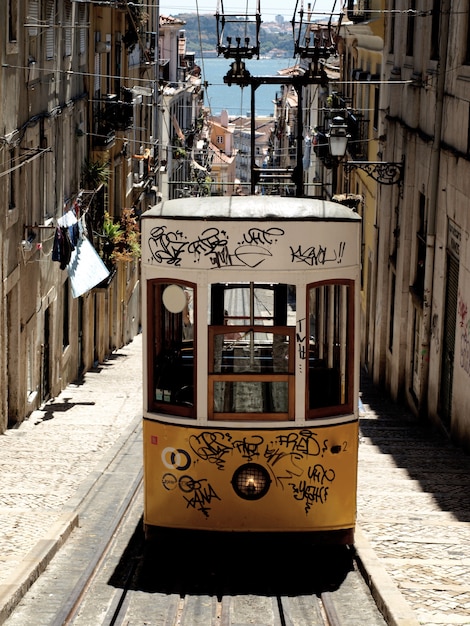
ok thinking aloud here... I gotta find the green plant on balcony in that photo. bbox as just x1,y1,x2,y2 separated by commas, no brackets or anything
101,209,141,267
173,138,187,160
81,158,110,190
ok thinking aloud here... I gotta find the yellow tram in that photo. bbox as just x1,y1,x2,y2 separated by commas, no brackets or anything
141,196,361,543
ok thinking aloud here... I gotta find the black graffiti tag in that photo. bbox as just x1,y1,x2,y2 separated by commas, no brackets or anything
289,463,336,514
179,475,220,518
189,431,233,470
289,481,330,513
290,242,346,266
275,430,322,457
187,228,231,267
308,463,336,485
231,435,264,461
241,227,285,246
148,226,187,266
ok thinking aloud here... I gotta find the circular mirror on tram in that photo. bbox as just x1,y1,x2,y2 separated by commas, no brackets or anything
162,284,187,313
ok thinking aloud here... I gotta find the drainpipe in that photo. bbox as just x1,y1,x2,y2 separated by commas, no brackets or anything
419,0,450,416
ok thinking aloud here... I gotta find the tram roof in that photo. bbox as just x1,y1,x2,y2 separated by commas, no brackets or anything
143,196,361,221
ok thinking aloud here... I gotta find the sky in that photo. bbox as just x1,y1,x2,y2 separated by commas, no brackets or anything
159,0,339,23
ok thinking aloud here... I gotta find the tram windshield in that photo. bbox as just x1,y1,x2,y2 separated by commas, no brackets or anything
208,283,295,420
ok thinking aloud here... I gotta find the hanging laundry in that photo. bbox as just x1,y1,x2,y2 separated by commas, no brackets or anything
67,221,109,298
52,226,74,270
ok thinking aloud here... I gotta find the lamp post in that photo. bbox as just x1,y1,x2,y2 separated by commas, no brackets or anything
326,115,404,189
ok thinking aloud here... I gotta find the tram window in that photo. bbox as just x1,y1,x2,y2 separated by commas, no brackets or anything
208,282,295,421
147,281,195,417
210,283,296,327
307,281,354,418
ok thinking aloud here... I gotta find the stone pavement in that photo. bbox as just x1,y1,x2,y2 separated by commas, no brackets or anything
0,333,143,623
356,377,470,626
1,331,470,625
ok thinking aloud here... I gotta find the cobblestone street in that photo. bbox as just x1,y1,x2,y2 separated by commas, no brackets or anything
357,377,470,626
1,333,470,625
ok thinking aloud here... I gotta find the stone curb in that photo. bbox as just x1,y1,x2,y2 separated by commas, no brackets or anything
354,525,421,626
0,512,78,625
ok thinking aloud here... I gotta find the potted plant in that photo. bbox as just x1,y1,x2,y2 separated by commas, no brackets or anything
111,208,141,263
100,209,141,268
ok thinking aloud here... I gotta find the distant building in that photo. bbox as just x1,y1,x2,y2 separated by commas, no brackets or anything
157,16,204,200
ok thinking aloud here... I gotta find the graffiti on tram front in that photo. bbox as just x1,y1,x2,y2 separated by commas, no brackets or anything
290,240,346,266
159,429,339,517
161,472,221,518
147,224,346,269
148,225,284,268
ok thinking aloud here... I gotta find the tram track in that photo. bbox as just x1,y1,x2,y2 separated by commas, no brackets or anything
64,487,385,626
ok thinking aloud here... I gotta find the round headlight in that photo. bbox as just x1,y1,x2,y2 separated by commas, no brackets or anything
231,463,271,500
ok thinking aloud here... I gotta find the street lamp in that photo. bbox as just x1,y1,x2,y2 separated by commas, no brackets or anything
327,116,350,157
326,115,404,186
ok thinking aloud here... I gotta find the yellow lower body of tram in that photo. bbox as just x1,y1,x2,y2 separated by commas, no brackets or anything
143,418,358,540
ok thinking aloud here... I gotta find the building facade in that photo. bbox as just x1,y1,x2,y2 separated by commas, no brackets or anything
331,1,470,450
377,0,470,448
0,0,159,433
157,16,204,200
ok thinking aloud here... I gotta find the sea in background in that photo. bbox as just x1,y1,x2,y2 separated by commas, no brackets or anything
196,56,295,117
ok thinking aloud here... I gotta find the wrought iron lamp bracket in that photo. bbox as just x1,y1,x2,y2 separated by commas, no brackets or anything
343,159,404,186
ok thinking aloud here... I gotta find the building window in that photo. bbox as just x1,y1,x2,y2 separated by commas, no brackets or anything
430,0,440,61
373,85,379,131
413,192,426,301
389,0,395,54
45,0,56,60
465,8,470,65
28,0,39,36
79,4,87,55
467,104,470,154
9,148,16,210
27,337,33,398
64,1,72,57
8,0,18,43
389,271,396,352
406,0,416,57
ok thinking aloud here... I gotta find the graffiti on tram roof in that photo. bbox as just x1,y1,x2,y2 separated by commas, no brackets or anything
159,428,339,518
147,224,348,268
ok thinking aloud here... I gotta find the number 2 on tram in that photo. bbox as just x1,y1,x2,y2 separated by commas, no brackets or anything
141,195,361,544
